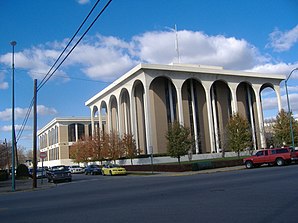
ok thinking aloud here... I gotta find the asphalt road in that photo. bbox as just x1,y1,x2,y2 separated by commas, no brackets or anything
1,165,298,223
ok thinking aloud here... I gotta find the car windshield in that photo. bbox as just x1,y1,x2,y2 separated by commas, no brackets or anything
105,164,119,168
51,166,67,171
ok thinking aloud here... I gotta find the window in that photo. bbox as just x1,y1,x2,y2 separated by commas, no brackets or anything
68,124,76,142
276,148,289,154
77,124,85,140
256,151,264,156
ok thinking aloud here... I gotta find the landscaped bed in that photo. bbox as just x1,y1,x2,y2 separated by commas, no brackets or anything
124,157,245,172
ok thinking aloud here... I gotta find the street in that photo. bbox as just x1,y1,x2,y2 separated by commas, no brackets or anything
1,165,298,223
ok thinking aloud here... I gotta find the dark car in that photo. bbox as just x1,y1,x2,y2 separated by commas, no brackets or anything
29,168,47,179
85,164,101,175
46,165,72,183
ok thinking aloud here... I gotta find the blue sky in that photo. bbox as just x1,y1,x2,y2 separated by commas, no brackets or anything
0,0,298,150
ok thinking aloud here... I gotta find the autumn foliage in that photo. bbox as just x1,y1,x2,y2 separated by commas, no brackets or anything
69,130,139,164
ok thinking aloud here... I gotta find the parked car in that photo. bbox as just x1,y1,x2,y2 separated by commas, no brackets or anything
46,165,72,183
68,165,84,174
243,147,298,169
29,168,47,179
85,165,101,175
101,163,126,176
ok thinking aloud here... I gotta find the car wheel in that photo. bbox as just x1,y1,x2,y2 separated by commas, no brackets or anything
68,179,72,182
109,170,113,176
102,171,105,176
245,161,254,169
47,178,51,183
85,172,88,175
276,158,285,166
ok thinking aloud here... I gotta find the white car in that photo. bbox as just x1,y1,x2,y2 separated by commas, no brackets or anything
68,165,84,174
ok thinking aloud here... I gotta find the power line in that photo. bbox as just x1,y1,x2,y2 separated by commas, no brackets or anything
37,0,113,91
14,68,112,84
16,98,34,143
38,0,102,90
15,0,113,144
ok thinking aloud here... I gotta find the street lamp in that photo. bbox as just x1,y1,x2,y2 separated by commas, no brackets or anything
285,67,298,148
10,40,16,192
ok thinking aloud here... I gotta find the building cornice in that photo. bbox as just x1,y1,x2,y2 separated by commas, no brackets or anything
85,63,286,107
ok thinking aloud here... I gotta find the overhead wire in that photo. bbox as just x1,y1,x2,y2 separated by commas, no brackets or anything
15,0,113,142
37,0,113,91
37,0,102,90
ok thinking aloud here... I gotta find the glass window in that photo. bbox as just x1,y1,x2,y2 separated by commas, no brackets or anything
77,124,85,140
256,151,264,156
68,124,76,142
276,148,288,154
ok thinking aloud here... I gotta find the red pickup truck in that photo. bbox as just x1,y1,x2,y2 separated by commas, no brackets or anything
243,147,298,169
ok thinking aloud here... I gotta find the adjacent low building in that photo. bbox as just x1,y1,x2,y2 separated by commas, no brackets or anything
37,117,93,167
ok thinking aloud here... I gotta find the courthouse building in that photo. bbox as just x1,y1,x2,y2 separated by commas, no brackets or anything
85,63,285,155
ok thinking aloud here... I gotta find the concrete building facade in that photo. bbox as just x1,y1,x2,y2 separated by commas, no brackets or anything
85,63,284,155
38,117,93,167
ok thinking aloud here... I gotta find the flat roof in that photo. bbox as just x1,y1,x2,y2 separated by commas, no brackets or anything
38,117,91,135
85,63,286,107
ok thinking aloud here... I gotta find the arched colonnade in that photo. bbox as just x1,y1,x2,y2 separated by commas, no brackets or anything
86,64,284,155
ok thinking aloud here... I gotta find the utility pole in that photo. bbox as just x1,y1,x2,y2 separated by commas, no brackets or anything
33,79,37,188
10,40,16,192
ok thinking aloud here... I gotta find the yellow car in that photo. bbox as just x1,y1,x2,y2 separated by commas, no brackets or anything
101,164,127,176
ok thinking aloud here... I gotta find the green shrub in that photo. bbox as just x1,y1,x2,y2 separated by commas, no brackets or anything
16,164,29,179
0,170,9,181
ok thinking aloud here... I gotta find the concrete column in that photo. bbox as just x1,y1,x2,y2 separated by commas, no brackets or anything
190,79,199,153
176,85,184,125
98,104,102,134
211,86,220,153
230,84,238,114
143,85,152,154
254,86,266,148
247,86,257,150
106,102,111,133
274,84,282,112
117,99,122,136
204,83,216,153
130,90,138,146
75,123,78,142
168,80,175,123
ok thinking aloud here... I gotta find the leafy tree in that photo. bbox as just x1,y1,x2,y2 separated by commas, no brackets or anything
69,138,93,163
90,129,103,162
273,109,298,147
166,122,193,164
109,131,124,163
16,164,29,179
122,133,138,165
226,113,252,157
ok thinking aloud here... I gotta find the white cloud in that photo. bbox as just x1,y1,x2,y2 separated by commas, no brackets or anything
267,25,298,52
37,105,58,116
0,29,295,84
131,30,266,70
0,125,32,132
0,71,9,89
0,47,63,80
0,105,57,121
76,0,90,5
247,62,298,79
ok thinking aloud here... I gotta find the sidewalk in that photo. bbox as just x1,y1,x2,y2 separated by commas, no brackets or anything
0,177,53,194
